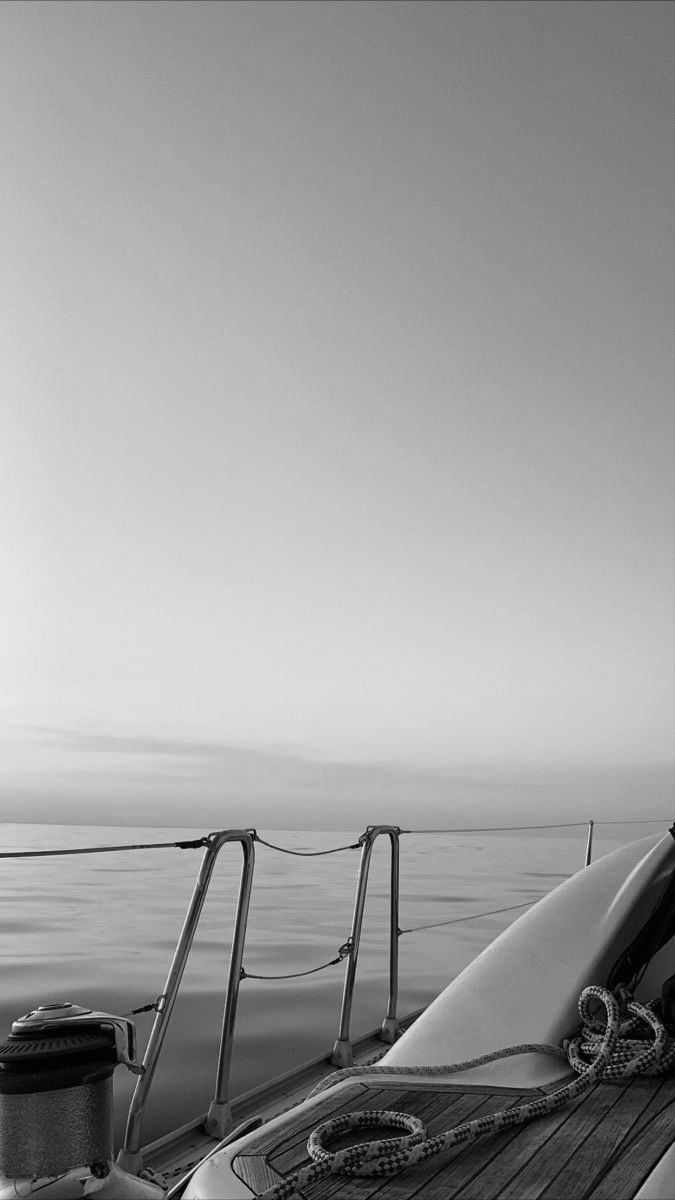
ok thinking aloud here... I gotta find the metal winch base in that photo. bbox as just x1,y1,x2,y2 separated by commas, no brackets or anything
0,1074,113,1177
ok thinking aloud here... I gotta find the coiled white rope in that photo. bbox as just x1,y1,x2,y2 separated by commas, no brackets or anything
254,985,675,1199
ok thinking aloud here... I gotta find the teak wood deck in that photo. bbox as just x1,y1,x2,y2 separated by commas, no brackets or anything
231,1072,675,1199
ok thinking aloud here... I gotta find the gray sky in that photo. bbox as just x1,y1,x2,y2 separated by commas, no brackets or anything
1,1,673,825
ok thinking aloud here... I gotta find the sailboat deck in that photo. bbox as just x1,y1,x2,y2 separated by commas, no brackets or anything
230,1072,675,1199
142,1009,425,1194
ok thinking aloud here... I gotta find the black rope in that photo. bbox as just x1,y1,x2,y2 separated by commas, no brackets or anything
124,995,167,1017
399,822,589,834
252,834,362,856
595,818,670,825
400,819,669,834
399,899,538,934
0,837,210,860
31,1175,73,1194
241,942,352,981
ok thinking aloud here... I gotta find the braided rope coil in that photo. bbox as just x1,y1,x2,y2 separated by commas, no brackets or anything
253,986,675,1200
567,991,675,1078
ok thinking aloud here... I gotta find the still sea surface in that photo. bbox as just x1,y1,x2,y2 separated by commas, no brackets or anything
0,820,667,1149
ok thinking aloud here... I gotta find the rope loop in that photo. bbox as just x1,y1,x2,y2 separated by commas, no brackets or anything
567,988,675,1078
308,1110,426,1176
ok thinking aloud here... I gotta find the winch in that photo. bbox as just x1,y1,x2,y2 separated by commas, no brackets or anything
0,1002,164,1198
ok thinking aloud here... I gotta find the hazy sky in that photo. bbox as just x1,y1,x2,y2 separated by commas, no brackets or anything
1,1,673,825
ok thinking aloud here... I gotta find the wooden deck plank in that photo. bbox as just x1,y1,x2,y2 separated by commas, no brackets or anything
538,1075,675,1200
451,1087,592,1199
586,1077,675,1200
407,1094,529,1200
232,1155,284,1193
604,1072,675,1151
536,1079,640,1200
367,1081,533,1096
493,1079,635,1200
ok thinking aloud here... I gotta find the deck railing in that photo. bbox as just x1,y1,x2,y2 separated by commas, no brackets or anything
331,825,401,1068
118,829,256,1169
2,815,670,1171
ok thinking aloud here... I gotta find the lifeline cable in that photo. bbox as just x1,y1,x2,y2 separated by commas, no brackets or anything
0,837,210,859
240,944,350,982
399,822,589,834
400,819,669,834
252,834,362,856
399,898,539,935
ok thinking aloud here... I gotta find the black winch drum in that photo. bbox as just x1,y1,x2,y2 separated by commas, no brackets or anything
0,1004,117,1177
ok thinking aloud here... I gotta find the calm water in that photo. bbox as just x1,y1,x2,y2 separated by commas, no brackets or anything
0,821,664,1148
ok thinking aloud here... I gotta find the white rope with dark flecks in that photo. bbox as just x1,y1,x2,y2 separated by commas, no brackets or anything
253,986,675,1199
